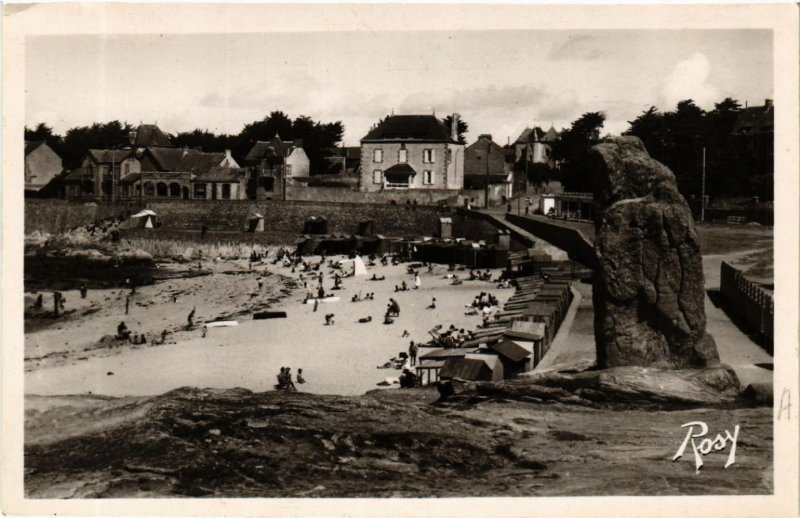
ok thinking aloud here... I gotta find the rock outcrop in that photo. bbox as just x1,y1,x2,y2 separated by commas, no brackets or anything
590,137,719,369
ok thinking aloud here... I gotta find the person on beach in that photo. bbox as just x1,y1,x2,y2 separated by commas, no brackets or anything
202,325,208,338
358,316,372,323
34,293,43,309
409,341,418,366
427,297,436,309
80,284,88,299
117,321,129,340
187,307,196,329
296,369,306,384
401,329,410,337
285,368,297,391
414,272,421,289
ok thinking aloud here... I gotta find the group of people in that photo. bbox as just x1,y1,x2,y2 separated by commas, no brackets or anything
351,292,375,302
324,313,336,325
275,366,305,391
384,298,401,324
472,292,499,310
468,269,494,282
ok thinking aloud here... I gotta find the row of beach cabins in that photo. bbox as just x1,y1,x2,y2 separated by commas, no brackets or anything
415,271,576,385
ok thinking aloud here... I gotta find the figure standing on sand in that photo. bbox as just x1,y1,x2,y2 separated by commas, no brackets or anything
414,272,421,289
187,306,196,329
409,341,418,366
80,284,88,299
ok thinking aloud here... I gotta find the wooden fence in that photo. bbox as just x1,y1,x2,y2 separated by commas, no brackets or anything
719,261,774,353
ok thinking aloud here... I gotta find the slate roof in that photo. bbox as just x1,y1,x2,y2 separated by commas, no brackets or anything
131,124,173,147
87,148,133,164
439,357,492,380
490,339,532,362
244,137,300,163
147,148,226,175
362,115,457,143
197,166,245,182
62,167,87,183
515,126,560,144
732,103,774,135
383,163,418,176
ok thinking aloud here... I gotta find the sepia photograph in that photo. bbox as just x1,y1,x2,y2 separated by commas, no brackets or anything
3,3,799,517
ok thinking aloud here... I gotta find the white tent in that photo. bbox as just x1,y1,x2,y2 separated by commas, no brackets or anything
131,209,157,229
353,255,368,276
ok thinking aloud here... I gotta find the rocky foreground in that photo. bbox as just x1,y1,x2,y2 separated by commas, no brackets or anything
25,382,772,498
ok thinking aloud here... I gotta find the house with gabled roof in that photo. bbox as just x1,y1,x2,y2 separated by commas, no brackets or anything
513,124,560,167
463,134,515,200
25,141,62,194
359,114,464,191
242,136,310,199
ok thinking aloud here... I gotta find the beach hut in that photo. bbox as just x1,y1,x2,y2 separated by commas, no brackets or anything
490,338,534,376
131,209,157,229
248,213,265,232
357,220,375,236
439,217,453,239
439,354,503,382
302,216,328,235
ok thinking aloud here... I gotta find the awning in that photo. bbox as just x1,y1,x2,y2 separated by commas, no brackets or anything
131,209,157,218
384,163,417,177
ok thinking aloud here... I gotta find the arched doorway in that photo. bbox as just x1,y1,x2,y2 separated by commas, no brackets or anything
156,182,168,197
182,186,189,199
169,182,181,197
144,182,155,197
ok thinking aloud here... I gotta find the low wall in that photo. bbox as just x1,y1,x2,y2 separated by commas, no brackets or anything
26,199,445,240
506,214,598,269
720,261,774,353
25,199,141,234
284,184,507,208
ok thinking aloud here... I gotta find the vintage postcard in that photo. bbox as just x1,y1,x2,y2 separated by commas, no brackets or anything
2,3,798,517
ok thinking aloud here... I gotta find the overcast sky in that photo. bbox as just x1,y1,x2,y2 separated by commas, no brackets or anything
26,30,772,146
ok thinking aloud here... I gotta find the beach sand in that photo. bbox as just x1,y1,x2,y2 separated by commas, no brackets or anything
25,255,513,397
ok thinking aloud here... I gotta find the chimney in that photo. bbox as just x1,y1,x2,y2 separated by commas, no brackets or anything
451,113,459,141
765,99,773,108
479,134,492,142
224,149,233,164
128,130,137,146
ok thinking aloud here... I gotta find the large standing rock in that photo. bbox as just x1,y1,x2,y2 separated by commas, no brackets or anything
590,137,719,369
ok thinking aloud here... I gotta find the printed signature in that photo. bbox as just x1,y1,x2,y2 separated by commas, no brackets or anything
672,421,740,474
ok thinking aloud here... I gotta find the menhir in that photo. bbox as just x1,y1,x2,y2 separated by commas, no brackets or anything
591,137,719,369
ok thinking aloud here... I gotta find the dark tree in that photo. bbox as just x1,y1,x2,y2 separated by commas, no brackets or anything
25,123,66,159
173,129,235,153
441,114,468,144
60,121,133,169
552,111,605,192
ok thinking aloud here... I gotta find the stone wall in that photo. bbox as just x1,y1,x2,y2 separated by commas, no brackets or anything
25,199,444,239
285,184,507,208
506,214,597,268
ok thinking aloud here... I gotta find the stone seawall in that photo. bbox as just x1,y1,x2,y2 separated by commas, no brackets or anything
26,199,443,238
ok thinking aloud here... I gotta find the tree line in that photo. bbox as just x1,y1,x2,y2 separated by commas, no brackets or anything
25,111,345,174
530,97,772,201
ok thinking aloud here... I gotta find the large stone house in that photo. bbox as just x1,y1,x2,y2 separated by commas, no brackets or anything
123,147,243,200
24,141,62,194
242,136,310,199
359,115,464,191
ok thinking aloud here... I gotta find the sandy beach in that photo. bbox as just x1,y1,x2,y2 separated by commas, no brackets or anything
25,254,513,397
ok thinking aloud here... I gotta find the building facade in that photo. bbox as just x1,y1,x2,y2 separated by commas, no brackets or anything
359,114,464,192
243,136,310,200
463,134,514,199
